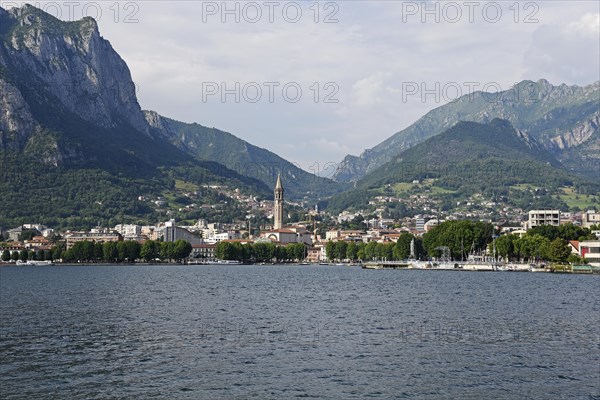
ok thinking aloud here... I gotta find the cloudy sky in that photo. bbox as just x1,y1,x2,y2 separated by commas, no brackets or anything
17,1,600,173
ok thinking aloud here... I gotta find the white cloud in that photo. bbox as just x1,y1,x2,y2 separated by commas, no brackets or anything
566,13,600,36
522,13,600,85
352,73,386,107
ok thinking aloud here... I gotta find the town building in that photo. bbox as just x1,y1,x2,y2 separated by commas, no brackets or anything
64,232,122,249
163,220,203,245
261,227,312,245
24,236,52,250
582,210,600,228
190,244,217,261
114,224,142,240
527,210,560,229
578,241,600,267
424,219,439,233
205,231,241,244
415,216,425,233
306,246,324,263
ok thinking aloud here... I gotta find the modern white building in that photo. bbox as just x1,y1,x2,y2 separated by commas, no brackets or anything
527,210,560,229
579,241,600,267
114,224,142,240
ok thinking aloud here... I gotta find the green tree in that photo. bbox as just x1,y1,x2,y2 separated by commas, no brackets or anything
140,240,161,262
103,242,118,262
289,243,305,261
253,242,274,262
19,249,28,262
18,230,37,242
274,245,288,262
94,242,104,261
364,241,378,261
393,234,414,260
325,241,336,262
495,234,517,260
11,251,19,261
52,245,63,261
379,243,394,261
547,238,571,263
117,241,128,262
1,250,10,262
124,241,141,262
215,242,238,261
423,220,494,259
173,240,192,262
567,254,587,265
335,241,348,261
515,234,551,262
346,242,358,261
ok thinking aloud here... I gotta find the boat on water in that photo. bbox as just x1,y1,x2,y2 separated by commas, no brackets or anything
187,260,241,265
16,260,54,266
217,260,241,265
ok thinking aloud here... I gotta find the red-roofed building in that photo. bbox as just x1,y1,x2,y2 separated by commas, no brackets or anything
569,240,580,255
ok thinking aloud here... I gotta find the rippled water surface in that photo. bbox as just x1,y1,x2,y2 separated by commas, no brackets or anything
1,265,599,399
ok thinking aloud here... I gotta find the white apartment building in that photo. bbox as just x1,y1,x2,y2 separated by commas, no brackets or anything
527,210,560,229
579,241,600,267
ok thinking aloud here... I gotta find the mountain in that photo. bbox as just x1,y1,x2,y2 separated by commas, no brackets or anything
335,80,600,182
361,119,567,187
143,112,344,200
327,119,598,213
0,5,275,228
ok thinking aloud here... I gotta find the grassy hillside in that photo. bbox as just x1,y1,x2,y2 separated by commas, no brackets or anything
326,119,599,213
146,113,346,201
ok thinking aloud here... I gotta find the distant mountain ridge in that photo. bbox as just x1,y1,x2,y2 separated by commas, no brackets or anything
144,111,343,199
327,119,596,213
359,118,567,188
335,79,600,182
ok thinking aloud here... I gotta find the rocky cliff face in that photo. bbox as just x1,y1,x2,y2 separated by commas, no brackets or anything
550,113,599,150
0,79,39,150
0,4,148,146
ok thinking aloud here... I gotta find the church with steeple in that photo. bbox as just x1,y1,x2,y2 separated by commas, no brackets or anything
258,173,312,245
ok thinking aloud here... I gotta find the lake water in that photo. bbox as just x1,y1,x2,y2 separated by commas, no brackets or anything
1,265,599,399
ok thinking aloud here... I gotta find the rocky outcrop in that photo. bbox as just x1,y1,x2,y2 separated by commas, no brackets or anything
1,5,149,138
0,78,38,150
551,113,599,150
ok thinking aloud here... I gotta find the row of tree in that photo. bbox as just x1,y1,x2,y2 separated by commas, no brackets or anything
325,234,426,262
214,242,307,262
422,220,595,264
1,240,192,263
422,220,494,260
494,235,576,264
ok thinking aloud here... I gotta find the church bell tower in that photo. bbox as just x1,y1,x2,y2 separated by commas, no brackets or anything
274,173,284,230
